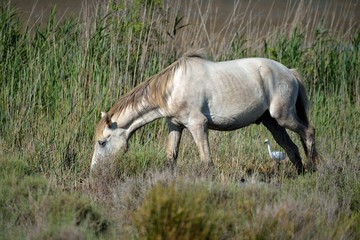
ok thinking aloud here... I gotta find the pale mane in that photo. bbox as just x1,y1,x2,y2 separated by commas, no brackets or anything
95,50,207,139
109,50,207,116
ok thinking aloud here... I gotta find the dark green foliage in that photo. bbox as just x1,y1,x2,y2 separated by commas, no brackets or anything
263,27,360,101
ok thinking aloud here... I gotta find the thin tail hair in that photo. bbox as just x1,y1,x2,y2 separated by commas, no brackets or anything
291,69,309,126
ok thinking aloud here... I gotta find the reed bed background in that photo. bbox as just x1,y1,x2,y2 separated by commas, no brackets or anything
1,0,359,239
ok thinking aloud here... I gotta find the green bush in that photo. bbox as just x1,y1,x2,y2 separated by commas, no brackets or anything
132,181,280,239
0,154,110,239
133,183,217,239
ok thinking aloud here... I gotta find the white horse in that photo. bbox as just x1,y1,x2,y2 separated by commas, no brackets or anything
91,51,317,174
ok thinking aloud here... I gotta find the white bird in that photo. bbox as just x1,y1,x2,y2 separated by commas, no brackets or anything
264,139,286,161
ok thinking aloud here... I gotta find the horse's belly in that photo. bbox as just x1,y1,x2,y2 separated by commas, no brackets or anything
205,104,266,131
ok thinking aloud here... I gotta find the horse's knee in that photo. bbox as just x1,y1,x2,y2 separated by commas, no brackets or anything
166,150,178,162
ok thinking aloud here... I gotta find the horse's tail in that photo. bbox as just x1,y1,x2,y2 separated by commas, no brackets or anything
291,69,309,125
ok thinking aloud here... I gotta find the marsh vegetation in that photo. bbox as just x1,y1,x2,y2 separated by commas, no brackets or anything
1,0,359,239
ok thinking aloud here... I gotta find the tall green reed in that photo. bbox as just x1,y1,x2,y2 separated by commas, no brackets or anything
0,0,359,180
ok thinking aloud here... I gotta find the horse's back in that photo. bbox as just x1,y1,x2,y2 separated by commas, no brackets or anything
169,57,297,130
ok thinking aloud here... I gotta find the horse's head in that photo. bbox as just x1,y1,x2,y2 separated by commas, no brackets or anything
91,112,128,172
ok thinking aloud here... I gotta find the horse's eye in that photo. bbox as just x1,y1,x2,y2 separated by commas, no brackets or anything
98,140,106,147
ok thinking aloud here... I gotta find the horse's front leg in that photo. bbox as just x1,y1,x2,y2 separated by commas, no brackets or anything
186,115,214,168
165,120,183,171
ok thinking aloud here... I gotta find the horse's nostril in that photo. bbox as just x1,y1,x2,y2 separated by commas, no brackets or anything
98,140,106,147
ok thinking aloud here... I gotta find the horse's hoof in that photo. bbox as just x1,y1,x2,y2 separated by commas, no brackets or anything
164,160,177,173
297,166,306,175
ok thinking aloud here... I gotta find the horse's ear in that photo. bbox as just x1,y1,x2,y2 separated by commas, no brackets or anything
105,114,112,127
103,112,117,129
101,111,106,118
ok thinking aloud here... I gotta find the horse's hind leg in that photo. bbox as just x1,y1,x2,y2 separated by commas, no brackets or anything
262,115,305,174
298,124,317,171
274,113,317,172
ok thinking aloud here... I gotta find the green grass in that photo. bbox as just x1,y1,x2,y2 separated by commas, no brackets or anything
0,154,110,239
1,0,360,238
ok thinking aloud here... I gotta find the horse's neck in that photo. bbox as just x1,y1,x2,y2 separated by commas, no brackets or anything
128,107,163,133
116,105,164,138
